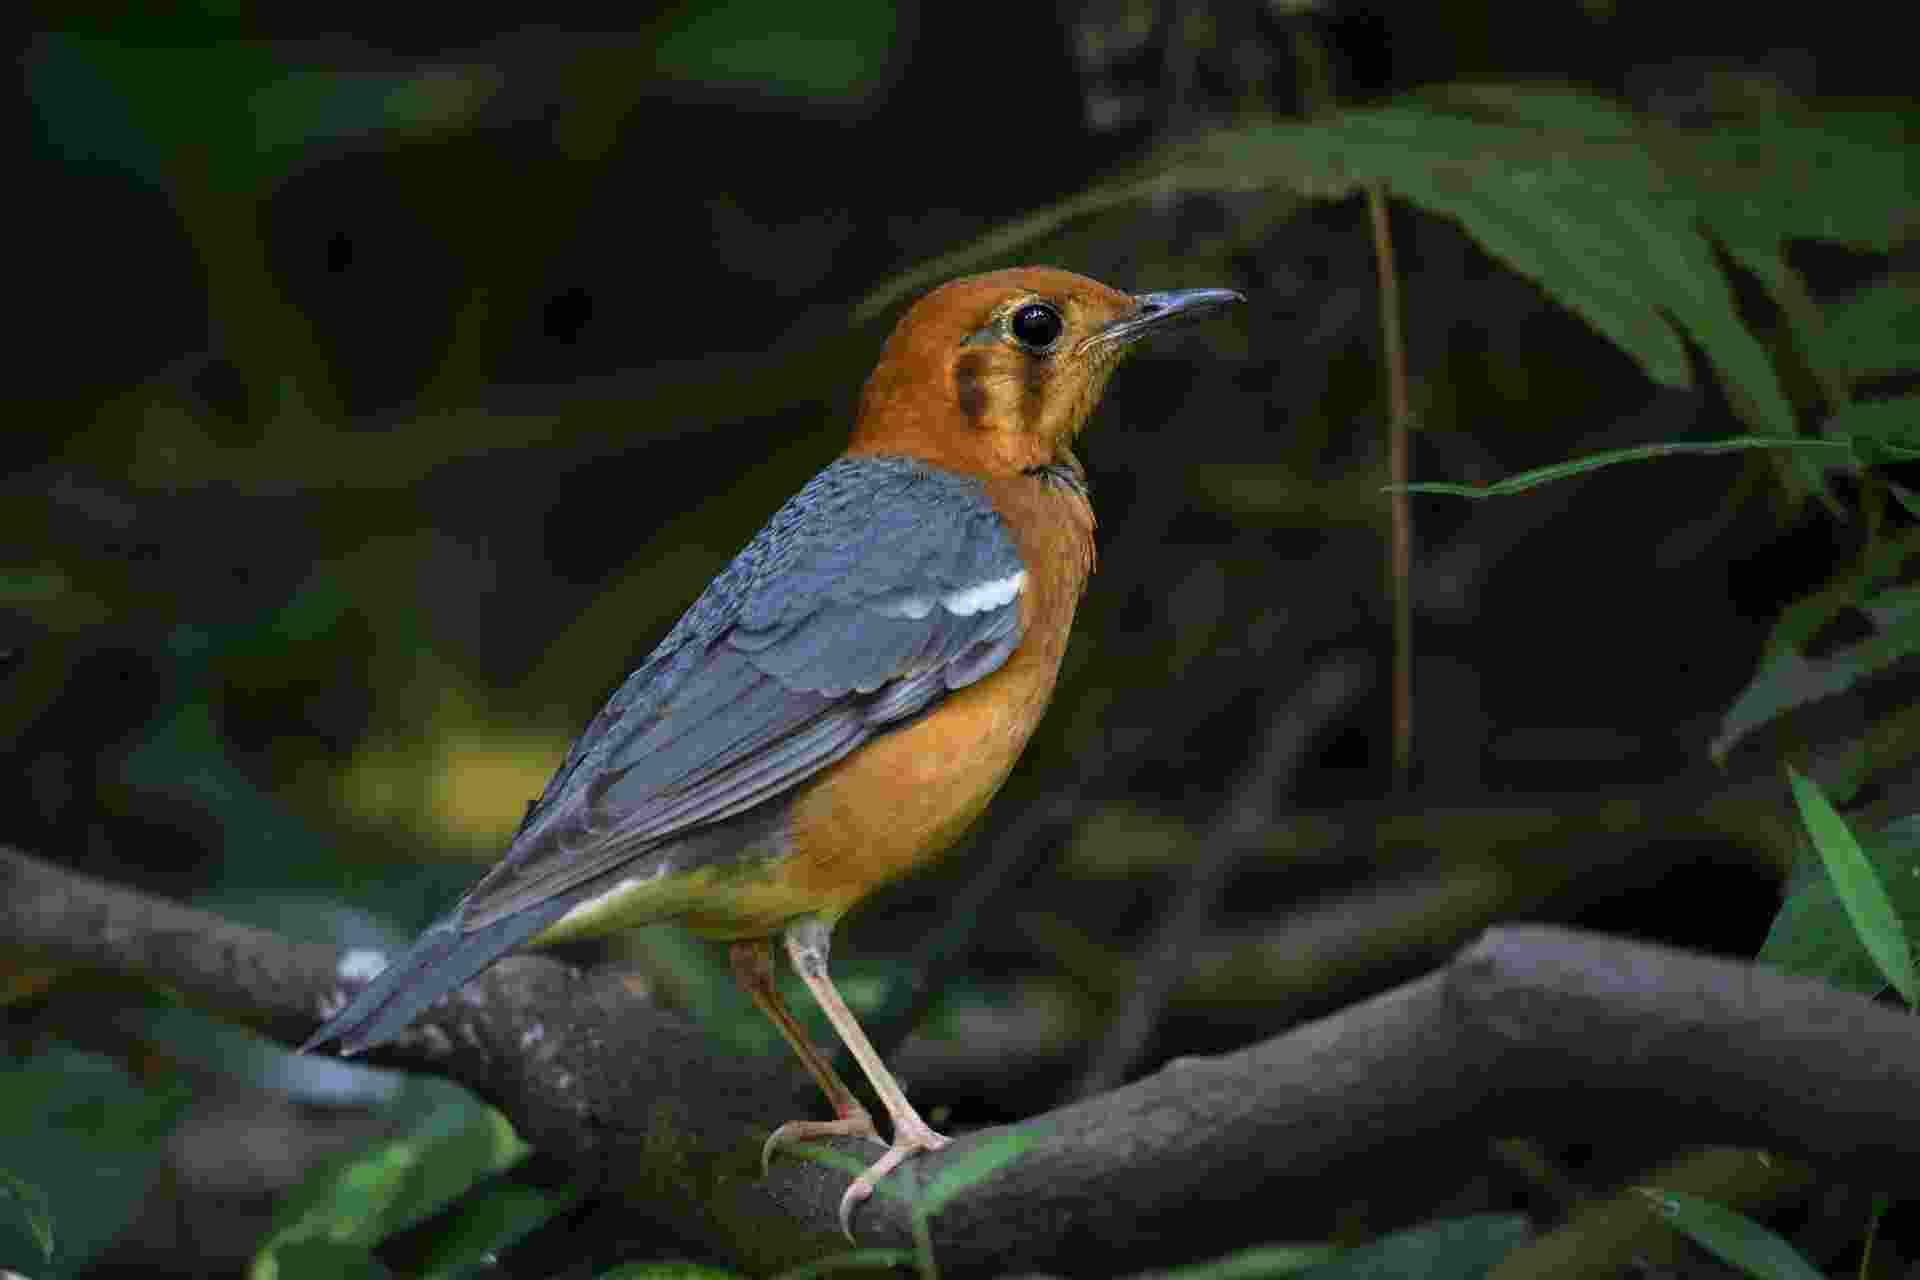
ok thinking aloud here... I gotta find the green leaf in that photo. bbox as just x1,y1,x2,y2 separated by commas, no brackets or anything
874,89,1916,446
1761,855,1894,997
1784,769,1918,1004
417,1178,578,1278
261,1239,395,1279
1298,1214,1529,1278
1685,112,1920,254
1397,436,1847,498
1761,814,1920,997
766,1250,916,1279
916,1135,1026,1215
0,1168,54,1261
26,34,497,193
1635,1189,1824,1280
917,1132,1034,1215
1133,1241,1344,1278
1712,521,1920,767
1810,281,1920,383
651,0,898,101
0,1046,193,1277
599,1264,753,1279
1712,587,1920,761
1829,395,1920,465
251,1086,529,1279
1423,82,1639,136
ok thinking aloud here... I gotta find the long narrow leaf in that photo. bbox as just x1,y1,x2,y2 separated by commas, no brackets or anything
1636,1190,1824,1280
1786,767,1918,1004
1398,437,1848,498
769,1250,917,1279
1125,1242,1343,1277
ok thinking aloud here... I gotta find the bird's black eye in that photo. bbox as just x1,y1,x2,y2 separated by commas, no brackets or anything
1009,303,1064,350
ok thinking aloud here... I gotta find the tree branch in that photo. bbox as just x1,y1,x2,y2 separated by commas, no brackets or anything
5,844,1916,1277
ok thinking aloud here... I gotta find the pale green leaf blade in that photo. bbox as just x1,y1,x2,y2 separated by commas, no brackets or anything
252,1087,529,1278
1636,1189,1824,1280
1399,437,1848,497
919,1132,1035,1214
1761,816,1920,997
0,1167,54,1261
1785,767,1917,1004
1295,1214,1529,1278
1126,1242,1343,1277
767,1250,916,1279
1711,651,1855,763
1712,590,1920,759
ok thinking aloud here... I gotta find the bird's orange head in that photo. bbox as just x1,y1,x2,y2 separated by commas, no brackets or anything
847,267,1243,476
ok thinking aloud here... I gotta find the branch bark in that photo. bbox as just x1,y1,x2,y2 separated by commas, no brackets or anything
4,844,1916,1277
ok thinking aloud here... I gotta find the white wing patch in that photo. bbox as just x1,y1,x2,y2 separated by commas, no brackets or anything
944,569,1027,615
337,948,390,982
878,570,1027,620
878,594,935,619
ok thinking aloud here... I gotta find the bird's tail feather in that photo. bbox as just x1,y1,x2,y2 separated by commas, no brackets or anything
301,901,568,1056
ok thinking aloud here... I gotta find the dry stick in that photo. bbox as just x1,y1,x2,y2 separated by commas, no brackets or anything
1071,655,1372,1099
1366,184,1415,791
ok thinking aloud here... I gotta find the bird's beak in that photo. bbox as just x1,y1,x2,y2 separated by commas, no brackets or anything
1089,287,1246,350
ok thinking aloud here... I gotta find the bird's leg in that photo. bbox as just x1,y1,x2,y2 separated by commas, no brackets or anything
782,915,951,1238
728,939,881,1174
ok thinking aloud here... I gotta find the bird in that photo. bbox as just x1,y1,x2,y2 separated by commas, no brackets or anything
301,266,1244,1235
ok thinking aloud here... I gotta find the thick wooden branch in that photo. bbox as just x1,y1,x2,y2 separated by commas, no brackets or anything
5,844,1916,1277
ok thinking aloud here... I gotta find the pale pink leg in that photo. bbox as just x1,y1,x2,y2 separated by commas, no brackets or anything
780,916,951,1238
729,939,882,1174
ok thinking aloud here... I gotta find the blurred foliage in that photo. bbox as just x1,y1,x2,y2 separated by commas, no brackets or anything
250,1086,532,1280
0,1046,193,1276
0,1166,55,1267
1635,1189,1826,1280
649,0,898,100
6,0,1919,1275
1762,808,1920,1000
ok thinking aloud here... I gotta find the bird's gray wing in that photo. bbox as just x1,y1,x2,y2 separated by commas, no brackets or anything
455,454,1027,928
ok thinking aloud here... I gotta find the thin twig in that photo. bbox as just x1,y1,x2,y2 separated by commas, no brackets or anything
1071,656,1371,1099
1366,183,1415,791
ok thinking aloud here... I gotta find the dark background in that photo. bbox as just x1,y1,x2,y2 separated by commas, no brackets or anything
6,1,1916,1275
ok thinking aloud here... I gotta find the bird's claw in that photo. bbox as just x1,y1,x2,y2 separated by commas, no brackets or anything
760,1110,884,1176
835,1123,952,1241
761,1112,952,1239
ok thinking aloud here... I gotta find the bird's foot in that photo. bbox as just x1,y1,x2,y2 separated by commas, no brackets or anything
761,1108,884,1176
834,1115,951,1240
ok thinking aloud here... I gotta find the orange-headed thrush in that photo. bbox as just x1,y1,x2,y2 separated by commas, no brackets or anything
303,267,1244,1232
